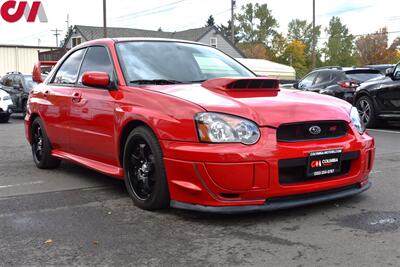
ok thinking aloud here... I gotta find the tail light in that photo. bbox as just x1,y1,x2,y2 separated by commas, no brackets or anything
337,80,360,89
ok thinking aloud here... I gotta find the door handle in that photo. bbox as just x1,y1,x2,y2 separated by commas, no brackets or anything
43,90,50,98
71,92,82,103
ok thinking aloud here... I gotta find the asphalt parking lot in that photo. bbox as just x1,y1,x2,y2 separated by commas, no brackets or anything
1,116,400,266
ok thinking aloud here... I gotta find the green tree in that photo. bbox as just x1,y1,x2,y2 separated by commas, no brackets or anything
236,3,278,45
268,33,288,63
217,20,241,44
323,16,356,66
205,15,215,27
287,19,321,69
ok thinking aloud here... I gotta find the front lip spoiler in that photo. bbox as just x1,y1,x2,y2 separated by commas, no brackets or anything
170,182,371,214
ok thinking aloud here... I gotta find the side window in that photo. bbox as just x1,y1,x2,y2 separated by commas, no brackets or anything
78,46,114,85
394,64,400,79
13,75,23,89
1,75,11,86
299,73,317,88
314,72,332,85
53,49,86,85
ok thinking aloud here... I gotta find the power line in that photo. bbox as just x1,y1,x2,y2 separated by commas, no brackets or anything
111,0,188,23
176,8,230,31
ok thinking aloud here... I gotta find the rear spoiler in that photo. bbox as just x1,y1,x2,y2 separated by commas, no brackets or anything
32,61,57,84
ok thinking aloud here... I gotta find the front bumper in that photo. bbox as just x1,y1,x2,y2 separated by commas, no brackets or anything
161,125,375,212
171,182,371,214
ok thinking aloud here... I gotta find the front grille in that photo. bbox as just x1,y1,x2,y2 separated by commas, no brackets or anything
277,121,348,142
278,151,359,184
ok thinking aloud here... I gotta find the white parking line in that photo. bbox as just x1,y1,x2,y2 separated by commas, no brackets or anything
367,129,400,134
0,181,44,189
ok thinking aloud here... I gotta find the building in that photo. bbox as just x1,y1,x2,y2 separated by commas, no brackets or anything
0,45,58,75
62,25,244,58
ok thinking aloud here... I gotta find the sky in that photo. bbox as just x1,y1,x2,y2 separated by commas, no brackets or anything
0,0,399,47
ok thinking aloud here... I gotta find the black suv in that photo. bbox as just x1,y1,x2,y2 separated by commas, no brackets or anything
354,63,400,128
0,72,38,114
293,67,383,103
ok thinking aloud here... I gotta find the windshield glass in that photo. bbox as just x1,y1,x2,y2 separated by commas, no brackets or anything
345,71,383,82
24,75,38,90
116,41,254,84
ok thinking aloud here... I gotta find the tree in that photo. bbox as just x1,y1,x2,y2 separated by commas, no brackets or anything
287,19,321,69
217,20,241,44
236,3,278,45
237,42,267,59
205,15,215,27
157,27,163,32
323,17,356,66
283,40,308,78
268,33,288,63
355,28,398,65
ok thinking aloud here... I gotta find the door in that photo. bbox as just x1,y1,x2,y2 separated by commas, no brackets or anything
68,46,119,166
42,48,87,151
298,72,318,91
308,71,333,92
375,64,400,114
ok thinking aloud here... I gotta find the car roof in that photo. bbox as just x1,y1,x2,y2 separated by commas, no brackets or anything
74,37,207,49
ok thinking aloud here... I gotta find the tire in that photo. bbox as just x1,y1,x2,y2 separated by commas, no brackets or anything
31,118,61,169
356,96,380,128
123,126,170,210
0,114,10,123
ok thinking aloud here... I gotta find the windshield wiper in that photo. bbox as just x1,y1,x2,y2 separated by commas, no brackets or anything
129,79,183,85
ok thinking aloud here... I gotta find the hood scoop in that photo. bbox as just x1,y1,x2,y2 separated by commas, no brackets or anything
202,77,280,92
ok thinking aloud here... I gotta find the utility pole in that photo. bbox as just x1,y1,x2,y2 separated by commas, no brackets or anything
51,29,62,47
66,14,70,30
231,0,235,43
311,0,317,69
103,0,107,38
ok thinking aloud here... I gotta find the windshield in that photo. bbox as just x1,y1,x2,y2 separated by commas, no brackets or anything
24,75,38,90
345,70,383,82
116,41,254,84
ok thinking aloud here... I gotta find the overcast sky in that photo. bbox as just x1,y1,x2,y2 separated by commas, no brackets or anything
1,0,399,47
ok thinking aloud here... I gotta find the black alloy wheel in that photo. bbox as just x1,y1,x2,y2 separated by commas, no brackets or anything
123,126,170,210
31,118,61,169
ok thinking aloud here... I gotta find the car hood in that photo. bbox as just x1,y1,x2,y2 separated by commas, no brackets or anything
137,83,352,127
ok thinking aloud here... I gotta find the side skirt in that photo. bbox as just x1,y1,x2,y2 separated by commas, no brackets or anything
51,149,124,179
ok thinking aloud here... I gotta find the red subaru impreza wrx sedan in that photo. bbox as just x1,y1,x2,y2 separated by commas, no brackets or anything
25,38,375,213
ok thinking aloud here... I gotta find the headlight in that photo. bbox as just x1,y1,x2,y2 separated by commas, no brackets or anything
195,112,260,145
350,106,365,134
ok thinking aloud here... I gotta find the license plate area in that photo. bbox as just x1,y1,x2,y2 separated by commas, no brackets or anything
307,149,342,177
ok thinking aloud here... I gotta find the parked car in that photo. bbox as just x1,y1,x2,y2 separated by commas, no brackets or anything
0,88,14,123
26,38,375,213
0,72,39,114
354,63,400,128
293,67,383,103
364,64,395,75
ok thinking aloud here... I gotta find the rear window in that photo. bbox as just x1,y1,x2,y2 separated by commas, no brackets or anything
345,70,383,82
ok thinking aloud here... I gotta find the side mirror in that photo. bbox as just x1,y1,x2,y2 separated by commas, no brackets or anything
385,67,394,77
293,82,299,89
32,62,44,84
82,72,110,88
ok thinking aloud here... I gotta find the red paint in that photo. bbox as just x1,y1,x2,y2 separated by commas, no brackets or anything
82,72,110,88
25,39,375,209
